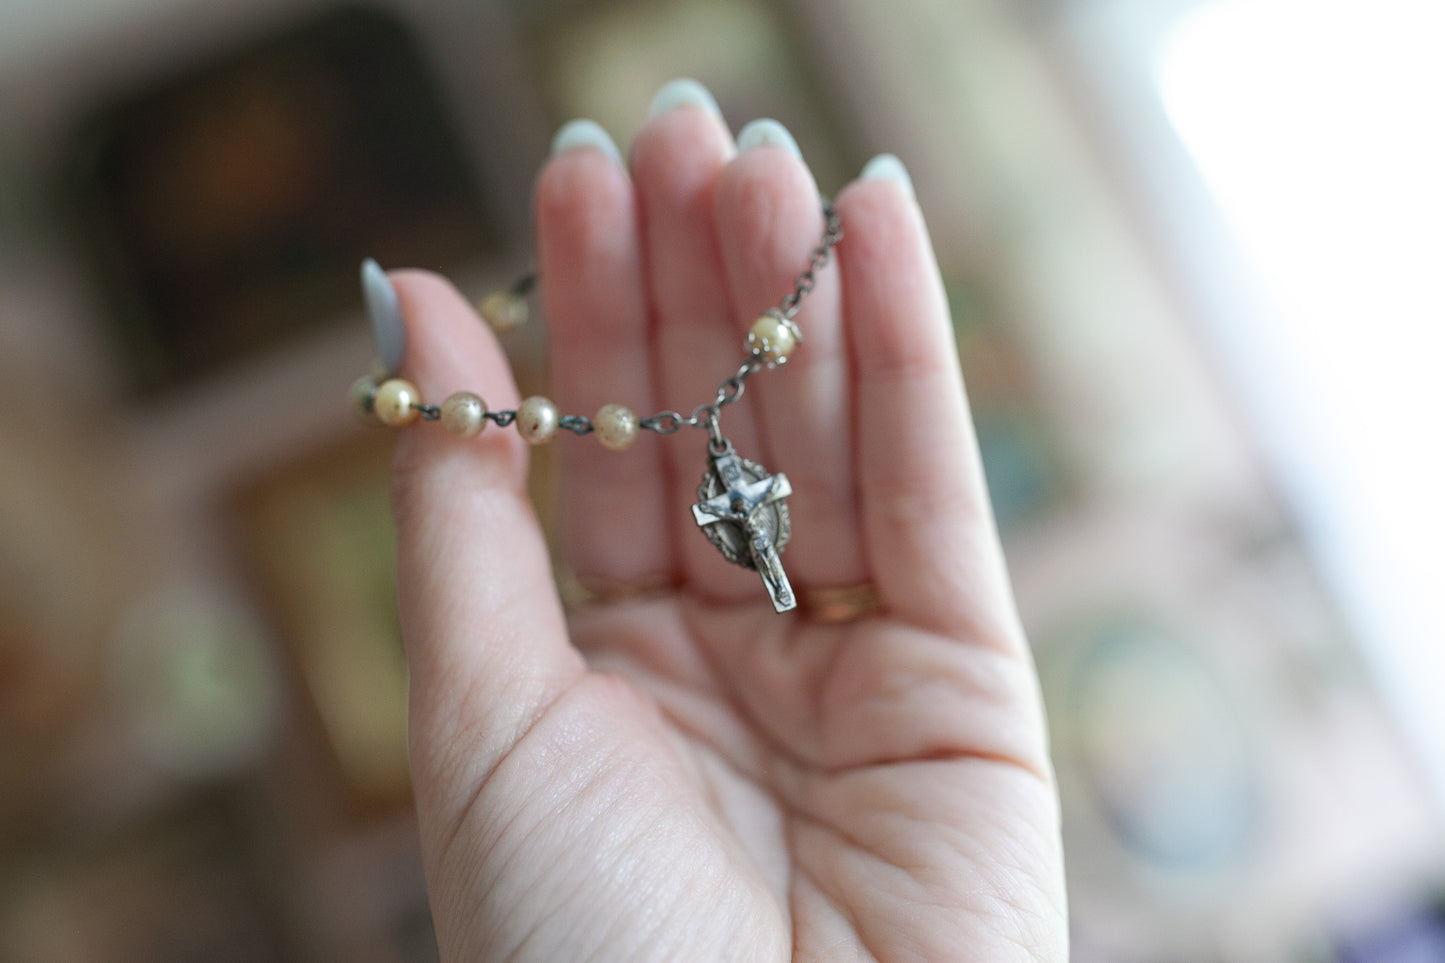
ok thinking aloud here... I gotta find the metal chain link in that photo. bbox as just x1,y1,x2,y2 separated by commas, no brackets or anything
779,201,843,319
558,415,594,435
634,199,839,439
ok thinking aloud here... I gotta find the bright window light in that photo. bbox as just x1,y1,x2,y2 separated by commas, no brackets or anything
1157,0,1445,804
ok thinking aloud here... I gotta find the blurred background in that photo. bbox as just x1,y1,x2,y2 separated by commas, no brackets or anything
2,0,1443,959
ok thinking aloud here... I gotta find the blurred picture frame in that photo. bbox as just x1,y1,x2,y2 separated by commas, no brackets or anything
519,0,858,193
946,273,1068,533
230,430,410,813
62,4,496,400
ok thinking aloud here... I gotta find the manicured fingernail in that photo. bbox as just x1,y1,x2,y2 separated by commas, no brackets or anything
736,118,802,160
647,78,722,119
860,153,915,200
550,119,623,165
361,258,405,376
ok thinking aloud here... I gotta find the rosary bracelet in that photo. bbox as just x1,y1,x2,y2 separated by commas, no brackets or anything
351,201,841,613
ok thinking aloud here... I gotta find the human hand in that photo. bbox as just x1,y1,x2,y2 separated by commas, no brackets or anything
379,83,1067,961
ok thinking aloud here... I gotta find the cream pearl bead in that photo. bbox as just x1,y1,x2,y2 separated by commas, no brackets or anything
478,291,528,332
349,375,380,422
440,392,488,437
516,396,560,444
747,313,798,364
374,378,422,426
593,403,639,451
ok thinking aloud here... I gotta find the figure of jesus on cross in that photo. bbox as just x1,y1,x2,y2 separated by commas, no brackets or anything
692,450,796,613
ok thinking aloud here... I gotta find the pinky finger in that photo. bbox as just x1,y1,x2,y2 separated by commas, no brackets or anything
837,159,1021,647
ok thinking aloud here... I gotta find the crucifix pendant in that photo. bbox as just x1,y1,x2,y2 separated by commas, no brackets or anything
691,440,796,613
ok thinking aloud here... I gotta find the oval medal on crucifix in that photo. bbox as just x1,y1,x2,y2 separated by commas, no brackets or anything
690,443,796,612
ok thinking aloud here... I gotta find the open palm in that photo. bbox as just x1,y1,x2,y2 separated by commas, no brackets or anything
386,95,1066,961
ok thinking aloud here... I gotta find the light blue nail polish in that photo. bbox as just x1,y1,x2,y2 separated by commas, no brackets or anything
361,258,405,376
550,118,624,165
860,153,915,200
647,78,722,119
736,118,802,160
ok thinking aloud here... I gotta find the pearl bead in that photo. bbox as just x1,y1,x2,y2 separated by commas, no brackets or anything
593,403,639,451
440,392,488,437
349,375,379,422
516,396,560,444
478,291,528,332
747,313,798,364
373,378,421,426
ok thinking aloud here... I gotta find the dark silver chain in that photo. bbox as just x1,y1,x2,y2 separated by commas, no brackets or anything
438,200,841,441
780,201,843,319
638,357,764,449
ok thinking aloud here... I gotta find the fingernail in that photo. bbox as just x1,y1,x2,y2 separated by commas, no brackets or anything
647,78,722,119
550,119,623,165
860,153,915,200
736,119,802,160
361,258,405,376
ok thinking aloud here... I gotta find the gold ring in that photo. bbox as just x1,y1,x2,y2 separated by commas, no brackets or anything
803,584,882,624
559,571,675,609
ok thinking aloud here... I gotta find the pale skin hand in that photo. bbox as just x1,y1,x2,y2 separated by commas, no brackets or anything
387,103,1068,961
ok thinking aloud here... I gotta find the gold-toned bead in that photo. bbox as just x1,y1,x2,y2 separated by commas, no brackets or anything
374,378,422,426
478,291,528,332
593,403,639,451
349,375,380,423
515,396,559,444
440,392,488,437
747,312,799,364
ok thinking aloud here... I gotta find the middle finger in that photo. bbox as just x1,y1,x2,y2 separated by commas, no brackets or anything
714,127,865,592
630,89,765,603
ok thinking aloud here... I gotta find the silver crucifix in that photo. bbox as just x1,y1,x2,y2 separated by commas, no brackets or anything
692,442,796,613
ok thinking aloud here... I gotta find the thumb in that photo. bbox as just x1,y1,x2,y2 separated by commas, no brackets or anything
383,269,584,824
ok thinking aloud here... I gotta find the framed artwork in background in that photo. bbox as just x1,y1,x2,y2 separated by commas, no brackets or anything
946,274,1068,534
230,431,409,813
520,0,857,194
63,4,495,400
